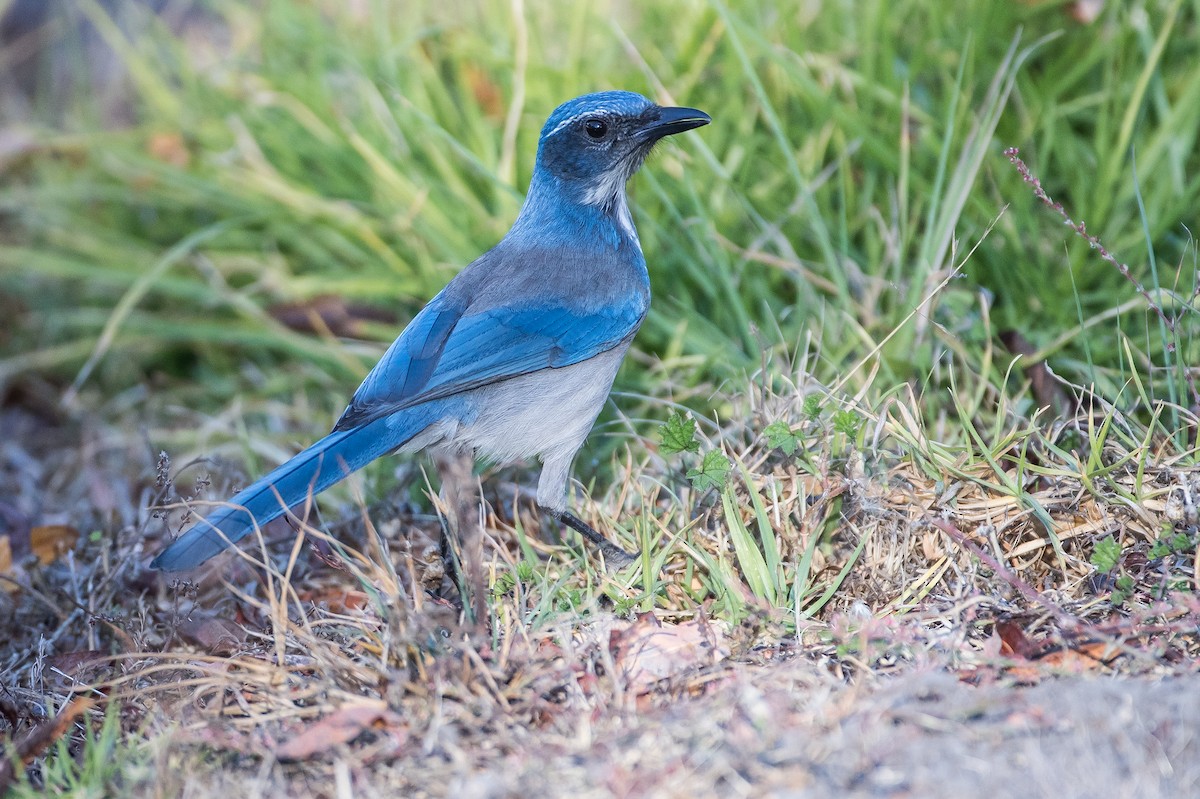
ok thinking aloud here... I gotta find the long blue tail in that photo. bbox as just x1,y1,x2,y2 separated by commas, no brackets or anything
151,412,427,571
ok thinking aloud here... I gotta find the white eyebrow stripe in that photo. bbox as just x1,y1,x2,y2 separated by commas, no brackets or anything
544,105,619,138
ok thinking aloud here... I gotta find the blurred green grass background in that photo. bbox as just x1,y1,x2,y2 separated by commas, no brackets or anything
2,0,1198,454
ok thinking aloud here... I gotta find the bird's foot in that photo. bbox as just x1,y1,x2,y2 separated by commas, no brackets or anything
553,510,639,567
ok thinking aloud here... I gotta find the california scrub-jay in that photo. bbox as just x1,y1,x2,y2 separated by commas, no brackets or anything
150,91,710,572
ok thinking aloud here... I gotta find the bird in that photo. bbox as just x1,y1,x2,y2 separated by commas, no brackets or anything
150,90,710,573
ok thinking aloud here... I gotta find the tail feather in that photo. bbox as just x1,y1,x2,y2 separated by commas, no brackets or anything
151,412,425,571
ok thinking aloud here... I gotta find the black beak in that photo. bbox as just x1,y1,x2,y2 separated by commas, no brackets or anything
639,106,711,141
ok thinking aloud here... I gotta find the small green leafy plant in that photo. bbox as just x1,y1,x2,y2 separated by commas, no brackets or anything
659,411,731,493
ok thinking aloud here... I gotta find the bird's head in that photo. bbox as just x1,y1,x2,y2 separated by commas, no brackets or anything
532,91,710,216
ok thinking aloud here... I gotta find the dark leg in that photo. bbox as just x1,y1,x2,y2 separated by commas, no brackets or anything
551,509,639,567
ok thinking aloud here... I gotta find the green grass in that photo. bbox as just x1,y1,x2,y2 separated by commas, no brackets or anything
4,0,1198,448
4,706,152,797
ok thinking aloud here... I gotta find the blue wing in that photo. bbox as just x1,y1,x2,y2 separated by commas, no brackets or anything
334,291,645,430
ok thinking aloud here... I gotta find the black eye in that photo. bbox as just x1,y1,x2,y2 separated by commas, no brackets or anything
583,118,608,139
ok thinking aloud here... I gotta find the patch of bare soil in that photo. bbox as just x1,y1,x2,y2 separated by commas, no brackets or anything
474,669,1198,798
138,654,1200,799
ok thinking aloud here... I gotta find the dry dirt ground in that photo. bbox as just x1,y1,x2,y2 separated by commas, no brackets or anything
349,667,1199,799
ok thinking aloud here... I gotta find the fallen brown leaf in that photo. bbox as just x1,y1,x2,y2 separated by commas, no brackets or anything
1035,641,1115,674
274,699,405,762
990,620,1115,683
996,619,1037,659
179,618,247,656
298,587,371,614
30,525,79,564
609,612,730,695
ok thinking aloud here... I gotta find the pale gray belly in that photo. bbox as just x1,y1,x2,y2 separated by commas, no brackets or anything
396,344,630,465
456,344,629,463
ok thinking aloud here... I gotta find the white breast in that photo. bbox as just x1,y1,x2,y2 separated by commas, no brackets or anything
453,344,628,463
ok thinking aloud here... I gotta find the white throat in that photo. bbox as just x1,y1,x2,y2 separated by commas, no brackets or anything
582,168,639,243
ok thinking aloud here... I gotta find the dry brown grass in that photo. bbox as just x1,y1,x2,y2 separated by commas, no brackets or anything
4,364,1200,795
